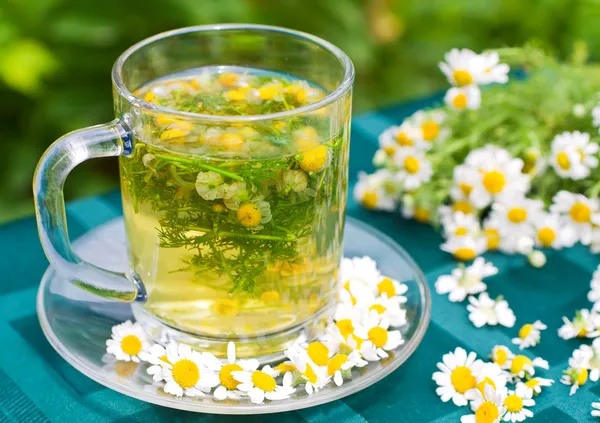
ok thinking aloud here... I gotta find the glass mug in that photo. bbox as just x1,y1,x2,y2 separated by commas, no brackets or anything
33,25,353,359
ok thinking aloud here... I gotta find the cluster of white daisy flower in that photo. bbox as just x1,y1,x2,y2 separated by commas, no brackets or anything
433,346,551,422
354,47,600,265
103,256,409,404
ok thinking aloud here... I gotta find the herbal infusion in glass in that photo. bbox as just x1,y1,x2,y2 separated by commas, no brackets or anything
121,67,350,340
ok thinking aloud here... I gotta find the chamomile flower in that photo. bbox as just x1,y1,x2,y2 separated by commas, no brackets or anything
364,294,407,327
507,354,549,380
237,196,272,228
550,131,599,180
561,349,589,396
378,121,423,155
353,170,398,211
435,257,498,302
139,343,171,382
393,147,433,190
466,145,530,209
498,232,535,255
519,377,554,396
341,256,382,286
195,171,226,201
466,362,508,397
441,211,481,239
460,384,506,423
161,343,219,397
532,212,576,249
409,110,450,149
476,51,510,85
593,402,600,417
203,342,261,401
287,348,332,395
550,191,600,245
439,48,480,87
483,216,504,252
579,339,600,382
502,384,535,422
467,293,516,328
589,265,600,305
354,313,404,361
441,234,487,261
433,347,485,406
326,350,367,386
232,365,295,404
450,164,480,203
512,321,547,350
372,276,408,300
223,181,249,210
445,86,481,111
558,309,600,339
106,320,150,363
492,196,543,236
401,196,432,223
491,345,515,369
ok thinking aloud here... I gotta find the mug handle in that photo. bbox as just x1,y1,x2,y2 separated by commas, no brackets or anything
33,119,146,302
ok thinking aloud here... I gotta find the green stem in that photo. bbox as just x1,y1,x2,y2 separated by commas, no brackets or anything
155,154,243,181
186,226,295,241
169,165,195,189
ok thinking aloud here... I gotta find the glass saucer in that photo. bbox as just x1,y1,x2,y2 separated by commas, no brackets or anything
37,217,430,414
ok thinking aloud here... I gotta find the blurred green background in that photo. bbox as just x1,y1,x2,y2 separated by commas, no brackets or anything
2,0,600,223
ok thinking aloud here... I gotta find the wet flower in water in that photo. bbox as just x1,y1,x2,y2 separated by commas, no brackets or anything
466,293,516,328
282,169,308,193
106,320,150,363
223,181,249,210
236,196,272,228
433,347,485,406
512,321,547,350
195,171,226,201
435,257,498,303
298,145,330,172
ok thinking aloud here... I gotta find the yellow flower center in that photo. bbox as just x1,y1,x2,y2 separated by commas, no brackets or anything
454,248,477,261
143,91,156,103
220,133,245,150
273,362,297,373
504,394,523,413
450,366,476,394
537,227,556,247
251,370,277,392
525,379,539,388
307,342,330,366
570,202,591,223
120,335,142,356
395,131,413,146
368,326,389,348
303,363,318,384
453,69,473,87
336,319,354,339
577,368,589,386
260,290,281,302
460,183,473,196
477,377,496,395
362,191,378,209
211,203,227,213
114,361,138,378
482,170,506,195
211,299,239,317
519,324,534,340
377,278,397,297
557,152,571,170
299,145,328,172
369,304,387,314
403,156,420,174
218,73,239,87
510,355,532,374
160,129,187,142
172,359,200,389
414,206,430,223
258,86,279,100
485,229,500,250
507,207,527,223
421,120,440,141
219,363,243,390
475,401,500,423
452,93,468,109
383,146,396,156
493,348,508,366
327,354,348,376
296,88,307,103
578,327,589,338
453,200,473,214
224,89,246,101
455,227,469,236
237,203,262,227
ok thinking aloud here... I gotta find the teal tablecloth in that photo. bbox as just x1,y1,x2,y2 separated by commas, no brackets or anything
2,99,599,422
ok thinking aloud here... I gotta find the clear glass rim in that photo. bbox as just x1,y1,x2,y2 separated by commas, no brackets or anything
112,24,355,123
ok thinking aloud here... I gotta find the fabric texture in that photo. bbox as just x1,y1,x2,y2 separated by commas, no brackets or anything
1,99,597,422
